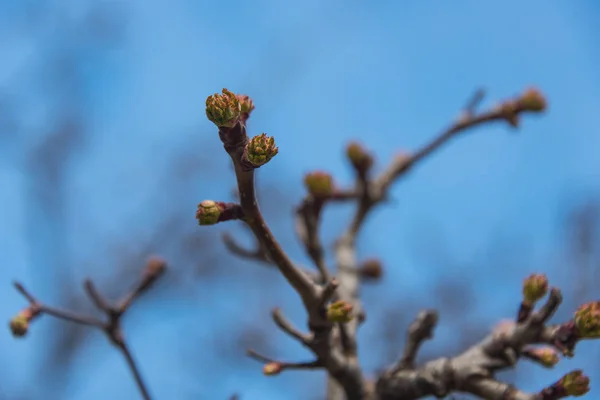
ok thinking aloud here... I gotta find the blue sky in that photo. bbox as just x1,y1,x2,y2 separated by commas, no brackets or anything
1,1,600,399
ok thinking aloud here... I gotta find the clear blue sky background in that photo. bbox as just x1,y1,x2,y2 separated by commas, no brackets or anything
1,1,600,399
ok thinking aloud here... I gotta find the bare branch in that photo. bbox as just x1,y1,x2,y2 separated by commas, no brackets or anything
271,308,311,345
393,310,438,372
246,348,322,372
10,258,166,400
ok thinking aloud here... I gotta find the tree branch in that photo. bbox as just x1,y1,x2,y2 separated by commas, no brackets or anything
10,257,166,400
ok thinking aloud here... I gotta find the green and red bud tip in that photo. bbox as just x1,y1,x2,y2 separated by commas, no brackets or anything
574,301,600,339
559,370,590,396
326,300,354,323
205,88,241,128
237,94,255,115
245,133,278,167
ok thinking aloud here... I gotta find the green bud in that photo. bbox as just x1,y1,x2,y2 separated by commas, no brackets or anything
245,133,278,167
574,301,600,338
9,314,29,337
345,141,373,172
522,273,548,304
326,300,353,323
529,347,559,368
205,88,241,128
237,94,255,115
263,362,282,376
304,171,334,198
559,370,590,396
196,200,222,225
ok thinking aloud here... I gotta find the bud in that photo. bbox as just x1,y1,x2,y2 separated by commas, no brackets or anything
196,200,222,225
574,301,600,338
326,300,354,323
245,133,278,167
9,314,29,337
9,308,38,338
304,171,334,198
518,87,547,112
205,88,241,128
345,142,373,172
263,362,283,376
145,256,167,277
359,258,383,280
527,347,559,368
237,94,255,115
522,273,548,304
559,370,590,396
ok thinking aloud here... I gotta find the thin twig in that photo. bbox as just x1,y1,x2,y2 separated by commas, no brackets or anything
118,342,152,400
393,310,438,372
11,258,166,400
271,308,311,344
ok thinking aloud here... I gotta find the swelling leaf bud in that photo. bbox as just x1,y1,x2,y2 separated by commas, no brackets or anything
559,370,590,396
9,314,29,337
326,300,354,323
245,133,278,167
519,87,547,112
304,171,334,198
206,88,241,128
359,258,383,280
145,256,167,279
237,94,255,115
528,347,559,368
522,273,548,304
574,301,600,338
196,200,222,225
346,142,373,172
263,362,283,376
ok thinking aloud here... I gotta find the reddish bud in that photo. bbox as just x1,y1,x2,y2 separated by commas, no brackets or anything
359,258,383,280
518,87,547,112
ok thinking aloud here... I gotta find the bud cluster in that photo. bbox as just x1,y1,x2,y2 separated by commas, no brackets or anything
557,370,590,397
574,301,600,339
244,133,279,167
326,300,354,323
205,88,241,128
